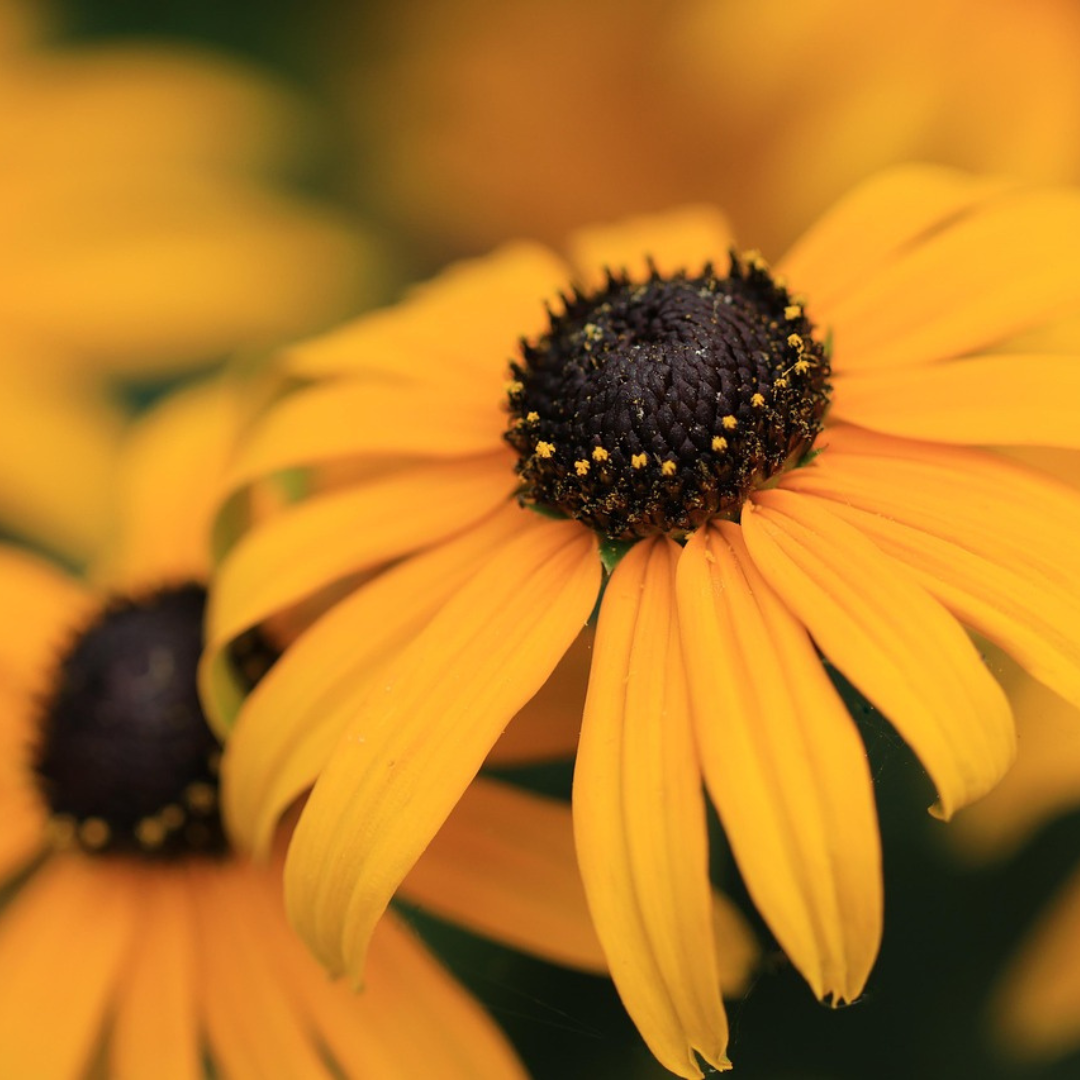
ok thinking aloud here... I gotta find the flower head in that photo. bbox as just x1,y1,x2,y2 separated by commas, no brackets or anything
206,167,1080,1076
0,380,608,1079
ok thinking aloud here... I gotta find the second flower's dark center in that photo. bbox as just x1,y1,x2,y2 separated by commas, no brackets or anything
505,253,831,538
34,584,229,859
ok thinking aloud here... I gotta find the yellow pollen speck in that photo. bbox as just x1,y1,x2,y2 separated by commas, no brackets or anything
79,817,111,850
591,446,609,462
136,817,167,850
46,815,77,849
787,333,803,350
661,460,677,476
575,459,591,476
631,452,648,469
526,411,540,423
535,441,555,458
794,359,812,374
722,415,738,430
160,803,186,830
184,782,217,813
751,393,765,408
711,436,728,451
775,377,789,389
745,249,768,270
785,305,802,320
505,380,524,395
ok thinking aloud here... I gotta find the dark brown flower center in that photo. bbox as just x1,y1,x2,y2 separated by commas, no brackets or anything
34,584,237,859
505,253,831,539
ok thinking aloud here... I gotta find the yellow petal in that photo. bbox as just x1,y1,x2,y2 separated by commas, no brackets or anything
677,523,881,1002
832,354,1080,448
191,860,335,1080
111,865,200,1080
283,242,569,382
222,504,526,853
711,891,759,998
821,188,1080,372
203,453,512,726
400,777,606,972
567,205,734,290
97,379,239,592
993,863,1080,1060
284,516,599,979
0,856,135,1080
783,427,1080,707
575,537,729,1078
778,165,1011,311
225,377,505,490
743,488,1014,818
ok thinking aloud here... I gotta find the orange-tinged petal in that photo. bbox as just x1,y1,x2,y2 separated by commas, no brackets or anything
0,545,93,695
225,377,505,490
222,504,526,853
0,856,136,1080
821,188,1080,372
282,242,569,382
191,860,335,1080
285,516,599,979
568,206,734,290
203,452,512,726
993,863,1080,1060
783,427,1080,706
111,865,200,1080
677,523,881,1001
97,380,238,592
778,165,1011,312
400,777,606,972
743,488,1015,817
831,354,1080,448
575,538,729,1078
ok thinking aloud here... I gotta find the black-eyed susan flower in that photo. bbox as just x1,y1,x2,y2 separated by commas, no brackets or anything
336,0,1080,259
0,380,618,1080
0,0,377,560
204,165,1080,1077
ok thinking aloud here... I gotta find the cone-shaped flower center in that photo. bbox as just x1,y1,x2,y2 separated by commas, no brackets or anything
506,254,831,539
35,584,227,858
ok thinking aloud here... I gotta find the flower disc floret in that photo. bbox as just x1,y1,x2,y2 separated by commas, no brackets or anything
505,252,831,539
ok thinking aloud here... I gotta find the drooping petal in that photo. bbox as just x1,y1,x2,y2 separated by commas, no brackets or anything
191,860,335,1080
575,537,729,1079
224,377,506,491
677,522,881,1002
820,188,1080,373
111,865,200,1080
399,777,606,972
567,206,734,290
782,427,1080,706
282,243,569,382
221,504,526,853
778,165,1011,311
284,516,599,980
743,488,1015,818
0,856,135,1080
831,354,1080,448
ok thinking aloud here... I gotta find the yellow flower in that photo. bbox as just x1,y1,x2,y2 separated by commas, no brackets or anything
205,166,1080,1076
0,0,379,559
0,381,609,1079
339,0,1080,259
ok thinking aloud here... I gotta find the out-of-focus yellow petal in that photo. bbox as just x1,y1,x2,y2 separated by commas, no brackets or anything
221,504,526,852
832,354,1080,446
400,778,605,972
567,206,734,290
0,856,136,1080
575,538,729,1078
0,679,46,887
743,488,1014,818
677,522,881,1002
111,865,200,1080
284,517,598,980
783,426,1080,707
